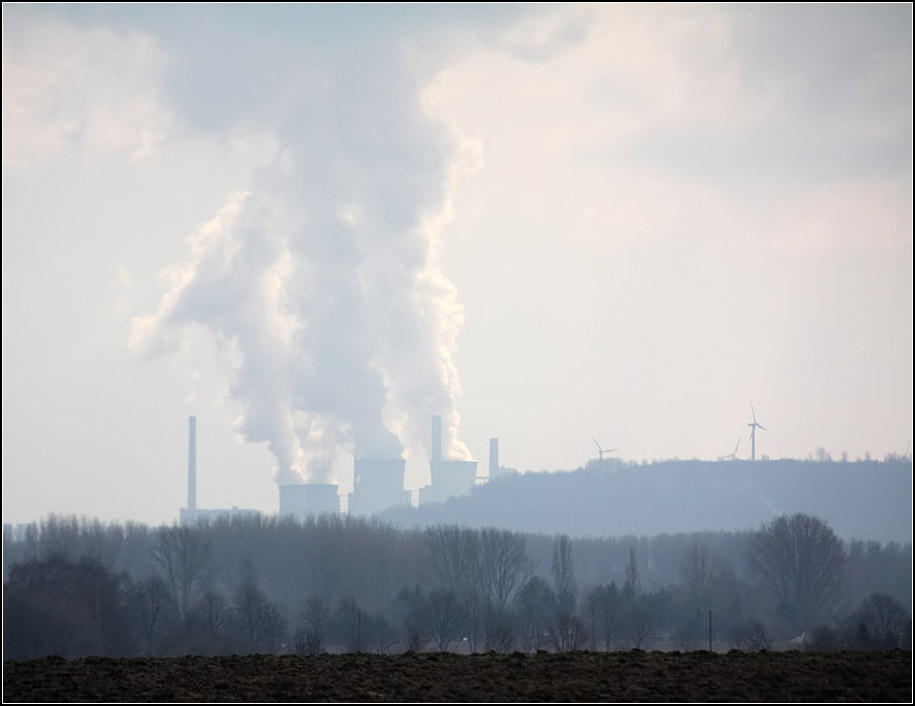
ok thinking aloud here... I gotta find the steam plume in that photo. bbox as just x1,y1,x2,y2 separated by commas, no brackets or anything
130,47,471,482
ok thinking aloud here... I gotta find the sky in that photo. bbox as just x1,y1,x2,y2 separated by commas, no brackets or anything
2,3,912,527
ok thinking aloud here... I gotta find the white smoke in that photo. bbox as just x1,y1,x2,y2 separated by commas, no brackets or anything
130,43,473,482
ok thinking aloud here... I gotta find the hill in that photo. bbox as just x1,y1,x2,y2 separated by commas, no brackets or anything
384,459,912,542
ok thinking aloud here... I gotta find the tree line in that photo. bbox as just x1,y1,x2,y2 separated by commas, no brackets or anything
3,512,911,659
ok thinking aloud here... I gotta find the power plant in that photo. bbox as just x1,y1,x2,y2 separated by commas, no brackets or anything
180,416,260,526
419,415,479,504
344,415,479,514
179,414,484,522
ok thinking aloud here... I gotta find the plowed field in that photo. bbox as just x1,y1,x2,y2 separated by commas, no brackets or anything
3,650,912,702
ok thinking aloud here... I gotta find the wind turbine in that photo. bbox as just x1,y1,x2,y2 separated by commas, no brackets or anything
593,438,618,461
747,403,767,462
718,438,741,462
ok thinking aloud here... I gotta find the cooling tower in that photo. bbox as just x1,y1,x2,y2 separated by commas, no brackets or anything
278,483,339,519
429,459,478,503
351,459,409,516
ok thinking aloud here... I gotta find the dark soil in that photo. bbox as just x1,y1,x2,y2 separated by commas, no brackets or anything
3,650,912,703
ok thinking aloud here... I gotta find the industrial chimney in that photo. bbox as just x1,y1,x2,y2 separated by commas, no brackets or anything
423,413,477,504
188,416,197,512
432,415,442,462
489,438,499,478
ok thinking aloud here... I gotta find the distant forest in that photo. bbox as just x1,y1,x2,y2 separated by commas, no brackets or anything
384,458,913,543
3,510,911,660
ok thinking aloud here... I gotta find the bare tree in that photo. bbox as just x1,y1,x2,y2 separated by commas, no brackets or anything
190,592,233,654
21,522,41,562
38,514,80,558
680,544,716,609
367,613,399,654
551,534,576,602
514,576,556,652
587,583,622,651
403,620,429,652
234,561,265,651
482,602,517,654
396,587,430,652
151,525,212,623
627,598,652,649
736,619,771,652
128,575,171,655
337,596,368,653
256,601,287,653
749,513,846,634
624,546,641,599
301,519,342,604
479,528,532,606
460,588,487,653
428,589,463,651
80,518,121,568
424,526,488,651
424,525,481,597
296,596,329,655
852,593,910,649
548,611,589,652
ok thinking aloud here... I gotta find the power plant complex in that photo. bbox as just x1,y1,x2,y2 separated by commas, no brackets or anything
181,414,494,524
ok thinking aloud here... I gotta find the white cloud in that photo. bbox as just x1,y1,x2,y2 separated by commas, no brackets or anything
2,19,173,168
424,3,912,469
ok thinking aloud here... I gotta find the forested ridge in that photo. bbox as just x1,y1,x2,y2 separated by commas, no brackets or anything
384,458,913,543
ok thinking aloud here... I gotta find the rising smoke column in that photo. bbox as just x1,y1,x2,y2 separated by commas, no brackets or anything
130,40,472,483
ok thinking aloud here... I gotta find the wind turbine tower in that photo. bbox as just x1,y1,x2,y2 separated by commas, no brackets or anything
593,438,618,461
747,403,767,462
718,438,741,462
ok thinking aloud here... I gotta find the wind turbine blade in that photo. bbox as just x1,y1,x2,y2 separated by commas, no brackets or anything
758,424,767,431
751,402,757,424
592,438,602,452
734,439,741,454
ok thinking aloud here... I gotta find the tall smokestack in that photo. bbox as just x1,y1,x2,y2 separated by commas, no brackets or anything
188,416,197,511
432,415,442,462
489,438,499,477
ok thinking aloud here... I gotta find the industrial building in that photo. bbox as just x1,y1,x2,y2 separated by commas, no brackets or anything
350,458,410,516
179,413,485,521
488,437,518,481
278,482,340,520
419,415,479,504
179,416,260,526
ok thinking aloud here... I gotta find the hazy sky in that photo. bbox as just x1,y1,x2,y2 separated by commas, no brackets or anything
3,4,912,526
